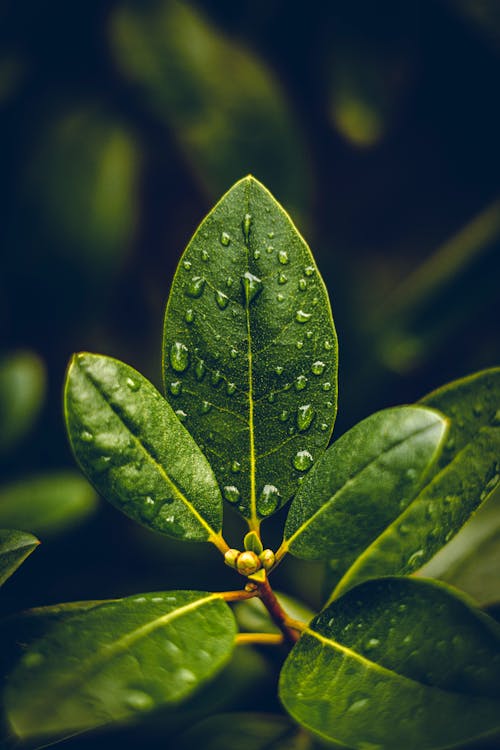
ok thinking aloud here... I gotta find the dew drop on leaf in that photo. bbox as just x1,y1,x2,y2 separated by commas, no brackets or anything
170,342,189,372
220,231,231,246
126,376,140,391
304,265,315,276
278,250,289,265
322,382,332,391
295,375,308,391
278,273,288,285
241,272,263,304
226,382,236,395
215,290,229,309
185,308,195,323
275,365,284,375
311,360,325,375
296,310,311,323
175,409,187,422
169,381,182,396
201,249,209,261
242,213,252,243
194,359,206,381
186,276,206,298
293,450,314,471
200,400,212,414
223,485,240,504
298,278,307,291
182,260,192,271
231,460,241,473
297,404,315,431
80,430,93,443
279,410,289,422
258,484,281,516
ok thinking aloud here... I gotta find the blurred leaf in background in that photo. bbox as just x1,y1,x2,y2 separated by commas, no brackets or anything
0,351,45,456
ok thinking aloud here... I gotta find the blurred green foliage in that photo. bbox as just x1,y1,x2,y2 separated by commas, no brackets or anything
1,0,499,747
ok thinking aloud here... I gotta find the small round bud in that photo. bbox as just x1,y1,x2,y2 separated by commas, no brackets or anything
224,548,241,568
245,582,258,592
236,550,261,576
259,549,275,571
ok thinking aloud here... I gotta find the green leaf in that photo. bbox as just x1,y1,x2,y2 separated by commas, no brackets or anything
281,406,447,564
64,353,224,545
110,1,310,218
178,713,313,750
162,176,337,526
329,368,500,599
280,577,500,750
0,350,45,454
5,590,236,738
0,471,98,536
0,529,39,586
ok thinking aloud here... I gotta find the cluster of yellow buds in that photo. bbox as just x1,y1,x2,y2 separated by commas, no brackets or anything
224,531,275,578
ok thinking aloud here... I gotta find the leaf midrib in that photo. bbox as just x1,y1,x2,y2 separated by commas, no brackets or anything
244,180,258,529
284,419,443,551
76,359,219,541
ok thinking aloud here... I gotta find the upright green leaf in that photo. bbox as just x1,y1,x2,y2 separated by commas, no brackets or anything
0,351,45,454
280,577,500,750
0,472,98,536
0,529,39,586
64,353,224,546
110,1,310,218
163,176,337,526
281,406,447,564
5,590,236,738
329,368,500,599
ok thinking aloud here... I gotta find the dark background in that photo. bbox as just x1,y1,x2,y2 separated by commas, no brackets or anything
1,0,499,746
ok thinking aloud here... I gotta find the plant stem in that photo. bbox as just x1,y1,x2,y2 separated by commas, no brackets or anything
219,589,258,603
235,632,284,646
255,576,304,645
210,532,230,555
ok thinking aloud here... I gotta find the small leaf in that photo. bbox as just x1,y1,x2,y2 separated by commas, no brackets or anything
0,529,39,586
330,368,500,599
280,577,500,750
5,590,236,738
162,176,337,526
0,472,98,536
0,351,45,454
64,353,223,544
178,713,312,750
282,406,447,564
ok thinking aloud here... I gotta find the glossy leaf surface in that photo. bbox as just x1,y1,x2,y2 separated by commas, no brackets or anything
163,176,337,525
0,351,45,454
329,368,500,599
0,529,39,586
282,406,447,562
5,591,236,738
64,353,223,544
0,472,97,536
178,713,313,750
280,577,500,750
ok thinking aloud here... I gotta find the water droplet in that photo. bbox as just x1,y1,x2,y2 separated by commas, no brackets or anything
223,485,240,504
169,381,182,396
215,290,229,309
200,400,212,414
279,410,289,422
230,347,238,359
297,404,315,431
81,430,93,443
295,375,308,390
195,359,206,381
296,309,311,323
293,450,314,471
268,231,274,239
311,360,325,375
226,276,234,288
288,425,296,435
296,340,304,349
211,370,222,387
267,392,276,403
277,293,285,302
231,460,241,473
185,308,194,323
407,549,424,568
226,382,236,395
320,422,328,431
278,250,289,264
258,484,281,516
306,330,313,339
220,231,231,246
170,342,189,372
176,668,196,685
304,265,315,276
406,468,417,480
278,273,288,285
186,276,206,298
253,249,261,259
298,279,307,292
275,365,284,375
164,640,180,656
175,410,187,422
126,376,140,391
322,382,332,391
158,510,184,536
241,272,263,304
183,260,192,271
141,496,158,521
201,249,210,261
365,638,380,651
347,695,370,714
242,213,252,243
284,382,292,391
324,340,333,350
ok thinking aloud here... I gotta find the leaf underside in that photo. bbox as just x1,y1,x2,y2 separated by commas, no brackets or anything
162,175,337,526
280,577,500,750
325,368,500,600
0,529,39,586
64,353,222,543
283,406,447,564
5,591,236,738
